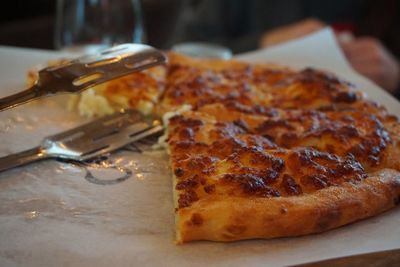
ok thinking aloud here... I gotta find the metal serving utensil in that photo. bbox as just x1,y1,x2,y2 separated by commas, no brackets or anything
0,43,167,111
0,109,164,172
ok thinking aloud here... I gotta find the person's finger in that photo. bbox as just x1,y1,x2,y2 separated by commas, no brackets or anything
339,37,400,92
340,37,383,56
349,64,384,87
341,40,387,68
341,43,371,58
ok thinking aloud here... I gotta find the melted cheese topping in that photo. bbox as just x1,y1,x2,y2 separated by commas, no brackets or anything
168,110,368,209
197,103,393,170
159,57,365,115
162,54,399,211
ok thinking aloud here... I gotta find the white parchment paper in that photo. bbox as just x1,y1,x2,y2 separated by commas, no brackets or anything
0,28,399,267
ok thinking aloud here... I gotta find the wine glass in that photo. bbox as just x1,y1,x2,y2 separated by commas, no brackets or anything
55,0,145,53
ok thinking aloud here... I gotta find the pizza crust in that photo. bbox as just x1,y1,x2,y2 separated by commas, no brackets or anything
176,169,400,243
167,52,289,72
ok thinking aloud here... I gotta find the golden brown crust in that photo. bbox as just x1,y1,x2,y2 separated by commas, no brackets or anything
176,169,400,243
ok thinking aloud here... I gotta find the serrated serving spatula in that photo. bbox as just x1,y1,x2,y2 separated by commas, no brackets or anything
0,43,167,111
0,109,164,172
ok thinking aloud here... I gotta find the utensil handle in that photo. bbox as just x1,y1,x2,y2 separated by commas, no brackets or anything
0,84,42,112
0,147,47,172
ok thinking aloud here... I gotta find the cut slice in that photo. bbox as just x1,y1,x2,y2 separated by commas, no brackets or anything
167,108,400,243
28,61,167,117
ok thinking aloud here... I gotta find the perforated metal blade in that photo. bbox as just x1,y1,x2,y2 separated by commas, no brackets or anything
0,110,164,172
42,110,163,160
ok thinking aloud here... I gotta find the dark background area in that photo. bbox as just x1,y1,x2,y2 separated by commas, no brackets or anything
0,0,398,56
0,0,55,49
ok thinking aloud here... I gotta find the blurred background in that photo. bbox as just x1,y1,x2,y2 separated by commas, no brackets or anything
0,0,399,95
